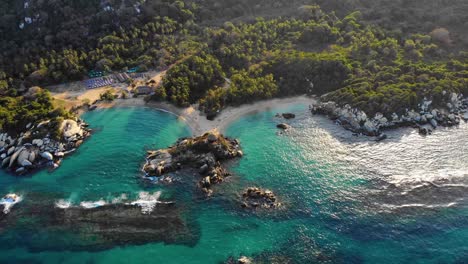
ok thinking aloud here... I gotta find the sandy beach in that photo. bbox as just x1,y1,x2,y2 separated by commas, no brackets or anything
93,95,316,135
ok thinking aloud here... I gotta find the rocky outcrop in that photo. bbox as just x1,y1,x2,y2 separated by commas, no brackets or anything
276,123,291,130
241,187,281,209
311,92,468,137
143,131,242,195
281,113,296,119
0,118,91,175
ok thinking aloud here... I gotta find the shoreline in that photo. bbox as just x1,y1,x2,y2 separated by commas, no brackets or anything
92,95,316,136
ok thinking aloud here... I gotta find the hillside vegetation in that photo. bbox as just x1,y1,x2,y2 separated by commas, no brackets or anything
0,0,467,130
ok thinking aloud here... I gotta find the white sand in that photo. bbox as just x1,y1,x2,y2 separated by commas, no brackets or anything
94,95,316,136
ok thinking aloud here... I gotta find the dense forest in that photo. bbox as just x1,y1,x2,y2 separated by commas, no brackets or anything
0,0,467,131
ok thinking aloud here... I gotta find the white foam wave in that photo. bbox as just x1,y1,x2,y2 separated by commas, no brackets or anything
381,202,458,210
80,199,107,209
0,194,22,214
111,193,128,204
55,192,165,213
55,199,72,209
127,191,161,214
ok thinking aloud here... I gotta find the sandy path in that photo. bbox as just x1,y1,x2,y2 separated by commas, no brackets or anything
93,95,316,136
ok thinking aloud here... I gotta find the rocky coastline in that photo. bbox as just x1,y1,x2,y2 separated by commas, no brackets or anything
143,131,243,195
0,118,91,175
311,92,468,137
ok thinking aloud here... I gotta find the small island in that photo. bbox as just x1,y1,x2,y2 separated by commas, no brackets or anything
143,131,243,195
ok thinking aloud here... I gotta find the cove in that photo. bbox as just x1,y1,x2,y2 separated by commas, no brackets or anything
0,105,467,263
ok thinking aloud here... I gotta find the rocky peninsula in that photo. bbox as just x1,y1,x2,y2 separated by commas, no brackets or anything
312,92,468,137
0,118,90,175
143,131,243,195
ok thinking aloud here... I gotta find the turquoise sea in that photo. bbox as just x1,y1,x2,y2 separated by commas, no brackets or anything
0,105,467,263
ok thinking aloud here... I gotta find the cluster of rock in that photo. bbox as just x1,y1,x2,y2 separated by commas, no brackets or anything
143,131,243,195
0,119,90,175
241,187,281,209
311,92,468,137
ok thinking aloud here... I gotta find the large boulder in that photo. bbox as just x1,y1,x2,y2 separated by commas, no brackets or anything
17,149,31,166
61,119,83,139
363,120,377,135
9,147,25,168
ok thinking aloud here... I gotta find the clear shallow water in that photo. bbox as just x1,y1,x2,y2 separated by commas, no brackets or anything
0,105,467,263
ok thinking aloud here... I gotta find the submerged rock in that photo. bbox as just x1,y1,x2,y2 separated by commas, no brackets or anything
0,198,196,251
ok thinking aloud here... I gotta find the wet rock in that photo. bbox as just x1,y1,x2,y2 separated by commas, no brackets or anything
15,167,25,174
199,164,209,174
241,187,281,209
201,176,211,188
276,123,290,130
418,127,432,136
376,133,387,142
282,113,296,119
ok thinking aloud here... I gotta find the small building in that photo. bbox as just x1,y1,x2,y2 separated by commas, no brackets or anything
135,86,152,95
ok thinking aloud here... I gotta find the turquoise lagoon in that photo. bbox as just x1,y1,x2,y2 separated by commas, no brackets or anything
0,105,467,263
